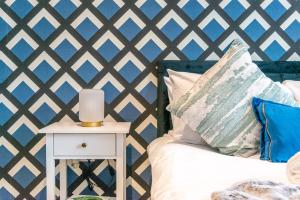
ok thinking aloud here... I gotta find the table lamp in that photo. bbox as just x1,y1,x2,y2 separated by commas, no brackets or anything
79,89,104,127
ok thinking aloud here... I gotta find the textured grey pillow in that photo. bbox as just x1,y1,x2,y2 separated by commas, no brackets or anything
168,39,297,157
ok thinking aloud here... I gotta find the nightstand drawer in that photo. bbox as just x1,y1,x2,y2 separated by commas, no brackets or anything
53,133,115,156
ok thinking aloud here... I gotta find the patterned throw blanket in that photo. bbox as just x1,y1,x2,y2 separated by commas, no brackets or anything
211,180,300,200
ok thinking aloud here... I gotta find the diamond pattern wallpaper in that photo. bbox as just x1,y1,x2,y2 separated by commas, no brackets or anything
0,0,299,199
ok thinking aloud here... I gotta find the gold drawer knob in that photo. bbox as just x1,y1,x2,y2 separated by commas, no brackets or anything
81,143,87,148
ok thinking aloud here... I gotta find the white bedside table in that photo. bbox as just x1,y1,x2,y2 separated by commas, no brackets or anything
39,122,131,200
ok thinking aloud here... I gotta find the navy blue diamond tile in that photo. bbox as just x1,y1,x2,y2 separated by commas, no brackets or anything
11,82,35,104
0,18,12,41
181,0,205,20
96,0,120,19
119,18,141,41
181,40,204,60
34,103,56,125
161,19,183,41
265,41,285,61
0,188,15,200
140,0,162,20
140,40,162,62
76,61,98,83
0,146,14,167
54,39,77,62
285,20,300,42
139,82,156,104
55,82,77,104
13,166,35,188
140,166,151,185
119,103,141,122
53,0,77,19
0,103,14,126
119,61,141,83
223,1,246,21
265,1,287,21
10,0,34,19
12,124,35,146
127,185,141,200
203,19,225,41
102,82,120,104
32,61,56,83
76,18,98,41
11,39,34,61
34,146,46,167
99,167,115,187
127,144,141,166
140,124,157,143
32,18,56,40
67,166,79,187
0,60,13,83
244,20,266,41
97,40,120,62
34,188,46,200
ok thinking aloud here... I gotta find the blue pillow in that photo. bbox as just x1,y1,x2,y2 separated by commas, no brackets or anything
252,97,300,163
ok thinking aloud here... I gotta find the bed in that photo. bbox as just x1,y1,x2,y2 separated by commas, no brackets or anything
148,61,300,200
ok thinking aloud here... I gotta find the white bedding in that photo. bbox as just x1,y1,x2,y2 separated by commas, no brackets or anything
148,135,288,200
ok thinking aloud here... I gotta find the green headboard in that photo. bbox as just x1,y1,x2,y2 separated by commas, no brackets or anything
157,61,300,137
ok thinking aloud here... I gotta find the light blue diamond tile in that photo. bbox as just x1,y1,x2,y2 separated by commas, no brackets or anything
127,144,141,166
34,103,56,125
76,18,98,41
11,39,34,61
97,40,120,62
32,17,55,40
244,20,266,41
140,0,162,20
140,124,157,143
54,39,77,62
181,0,204,20
0,188,15,200
10,0,34,19
181,40,204,60
13,166,36,188
76,61,98,83
265,1,287,21
102,82,120,104
12,124,35,146
0,103,14,125
11,82,35,104
265,41,285,61
96,0,120,19
140,40,162,62
55,82,77,104
119,103,141,122
223,0,245,21
203,19,225,41
285,20,300,42
0,18,12,41
139,82,157,104
119,18,141,41
118,61,141,83
54,0,77,19
161,19,183,41
32,61,56,83
0,60,13,83
0,145,14,167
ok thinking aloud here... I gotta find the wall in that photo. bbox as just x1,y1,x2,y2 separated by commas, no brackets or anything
0,0,299,199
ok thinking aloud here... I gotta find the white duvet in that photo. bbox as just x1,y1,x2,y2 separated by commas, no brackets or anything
148,135,288,200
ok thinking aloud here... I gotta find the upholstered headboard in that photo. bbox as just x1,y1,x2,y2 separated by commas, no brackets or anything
157,61,300,137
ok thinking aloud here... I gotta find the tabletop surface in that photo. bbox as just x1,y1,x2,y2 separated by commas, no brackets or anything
39,122,131,134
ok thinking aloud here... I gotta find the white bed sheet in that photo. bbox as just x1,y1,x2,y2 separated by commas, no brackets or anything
148,135,288,200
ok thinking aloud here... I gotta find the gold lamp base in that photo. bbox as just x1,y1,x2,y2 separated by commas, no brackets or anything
81,121,103,127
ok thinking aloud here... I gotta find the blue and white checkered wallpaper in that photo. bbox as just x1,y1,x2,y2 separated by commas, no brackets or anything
0,0,299,199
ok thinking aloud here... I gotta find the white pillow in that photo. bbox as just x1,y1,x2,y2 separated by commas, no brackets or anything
283,80,300,103
166,69,206,145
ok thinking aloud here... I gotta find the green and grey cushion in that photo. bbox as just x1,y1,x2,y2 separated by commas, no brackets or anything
168,39,297,157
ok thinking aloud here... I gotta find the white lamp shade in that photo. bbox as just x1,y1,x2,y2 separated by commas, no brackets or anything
79,89,104,122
